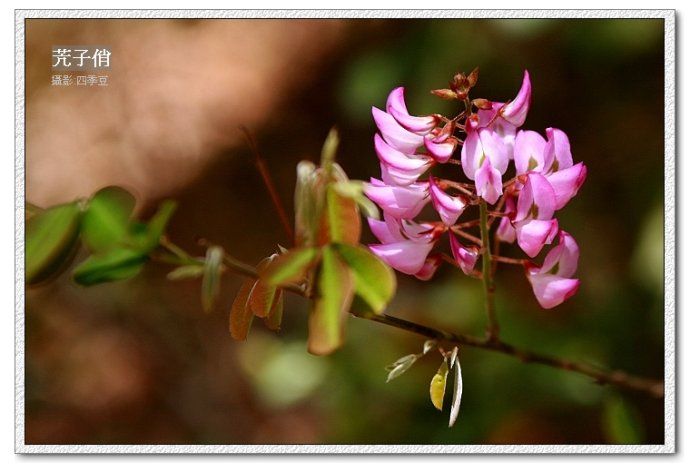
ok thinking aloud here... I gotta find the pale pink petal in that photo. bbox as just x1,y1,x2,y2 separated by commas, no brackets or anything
424,135,458,163
369,240,435,275
540,230,579,278
544,127,573,172
449,234,479,275
386,87,439,134
514,130,547,175
500,70,531,127
527,273,580,309
414,255,443,281
496,217,516,243
367,217,400,244
515,172,556,222
364,178,429,219
380,162,432,187
429,178,466,226
546,162,587,210
475,159,503,205
479,128,510,174
372,107,425,154
460,129,482,180
515,218,559,258
374,134,431,171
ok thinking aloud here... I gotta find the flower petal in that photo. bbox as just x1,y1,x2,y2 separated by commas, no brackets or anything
515,218,559,258
475,159,503,205
515,172,556,222
544,127,573,172
386,87,439,134
424,135,458,163
496,217,516,243
479,128,510,174
364,178,429,219
449,234,479,275
546,162,587,210
372,107,425,154
414,255,443,281
429,178,466,226
527,273,580,309
369,240,435,275
500,70,531,127
514,130,547,175
540,230,579,278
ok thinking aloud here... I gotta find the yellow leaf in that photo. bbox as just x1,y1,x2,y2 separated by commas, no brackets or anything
430,359,449,411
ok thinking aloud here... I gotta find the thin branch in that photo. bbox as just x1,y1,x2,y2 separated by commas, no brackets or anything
239,127,294,243
479,199,500,341
202,246,663,399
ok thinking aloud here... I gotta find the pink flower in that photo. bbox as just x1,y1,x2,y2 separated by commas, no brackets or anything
414,254,443,281
386,87,439,134
513,172,558,257
461,125,509,204
499,70,532,127
542,128,587,209
429,177,466,226
449,233,479,275
364,178,429,219
496,195,517,243
374,134,433,186
513,130,548,175
424,124,459,163
372,106,425,154
526,230,580,309
368,215,437,276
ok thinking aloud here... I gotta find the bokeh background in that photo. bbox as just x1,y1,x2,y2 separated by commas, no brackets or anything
24,18,665,445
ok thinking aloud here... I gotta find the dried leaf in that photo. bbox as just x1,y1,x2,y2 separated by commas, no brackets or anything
430,358,449,411
229,279,256,341
307,246,354,355
448,347,463,427
423,340,437,355
201,246,224,313
385,354,420,383
325,185,361,244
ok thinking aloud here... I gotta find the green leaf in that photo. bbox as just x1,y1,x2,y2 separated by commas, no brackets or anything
81,186,135,253
332,180,380,219
448,347,463,427
201,245,224,313
25,202,44,220
26,201,82,284
325,185,361,244
261,246,321,286
263,289,284,331
132,200,177,253
385,354,420,383
229,279,256,341
167,265,205,281
308,246,354,356
72,247,147,286
294,161,320,247
333,243,395,314
602,396,645,444
430,358,449,411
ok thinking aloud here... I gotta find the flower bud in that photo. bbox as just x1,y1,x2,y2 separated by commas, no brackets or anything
472,98,492,110
431,88,458,100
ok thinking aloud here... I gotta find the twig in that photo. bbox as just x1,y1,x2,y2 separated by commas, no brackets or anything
239,127,294,243
196,245,663,399
479,199,500,341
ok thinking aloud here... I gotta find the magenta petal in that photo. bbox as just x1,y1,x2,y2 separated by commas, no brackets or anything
429,178,466,226
369,240,435,275
515,218,559,258
424,135,457,163
364,178,429,219
514,130,547,175
546,162,587,210
380,163,431,187
475,159,503,205
372,107,425,154
386,87,438,134
449,234,479,275
545,127,573,171
540,230,579,278
367,217,399,244
500,70,531,127
374,134,430,171
527,274,580,309
496,217,516,243
414,255,443,281
515,172,557,222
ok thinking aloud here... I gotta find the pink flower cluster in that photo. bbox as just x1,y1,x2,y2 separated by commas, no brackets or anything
366,71,587,309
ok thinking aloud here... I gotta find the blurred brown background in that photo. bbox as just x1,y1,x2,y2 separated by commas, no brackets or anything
25,18,665,445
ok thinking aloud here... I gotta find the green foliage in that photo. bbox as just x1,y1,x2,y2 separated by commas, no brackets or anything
261,247,321,286
26,201,82,284
26,187,176,287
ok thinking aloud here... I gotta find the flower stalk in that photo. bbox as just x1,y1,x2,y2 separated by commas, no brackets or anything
479,199,499,342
